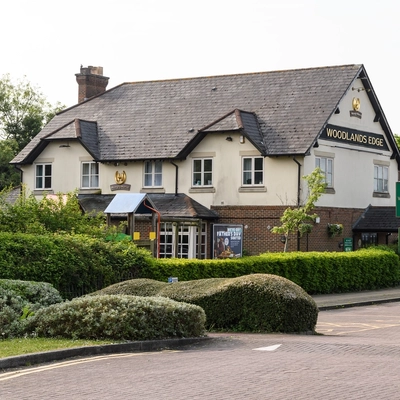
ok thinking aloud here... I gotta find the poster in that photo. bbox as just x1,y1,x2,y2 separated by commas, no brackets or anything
212,224,243,259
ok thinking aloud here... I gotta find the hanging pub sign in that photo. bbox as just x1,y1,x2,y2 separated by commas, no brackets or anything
212,224,243,259
320,124,389,151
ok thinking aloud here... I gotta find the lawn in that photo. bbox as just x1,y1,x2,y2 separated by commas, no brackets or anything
0,338,117,359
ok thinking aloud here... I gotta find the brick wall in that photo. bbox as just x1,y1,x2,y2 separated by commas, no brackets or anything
211,205,367,254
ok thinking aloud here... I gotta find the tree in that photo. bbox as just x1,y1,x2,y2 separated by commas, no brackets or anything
0,186,107,236
271,168,326,252
0,74,64,150
0,139,20,189
394,134,400,149
0,74,64,189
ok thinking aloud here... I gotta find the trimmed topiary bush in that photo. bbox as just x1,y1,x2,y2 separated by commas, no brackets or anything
93,274,319,333
27,295,206,340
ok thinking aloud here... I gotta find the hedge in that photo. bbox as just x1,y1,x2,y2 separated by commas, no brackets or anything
146,249,400,294
0,232,154,299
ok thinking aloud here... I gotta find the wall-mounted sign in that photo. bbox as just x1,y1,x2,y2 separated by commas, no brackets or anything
212,224,243,259
343,237,353,252
350,97,362,119
110,170,131,191
320,124,389,151
115,170,127,184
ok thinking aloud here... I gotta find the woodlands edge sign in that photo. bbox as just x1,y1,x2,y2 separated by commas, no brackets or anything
320,124,389,151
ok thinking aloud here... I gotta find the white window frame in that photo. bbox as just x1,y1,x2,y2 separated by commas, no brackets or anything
144,160,163,187
192,158,213,186
242,156,264,185
159,222,207,259
35,163,52,190
374,164,388,193
315,156,333,187
81,161,99,188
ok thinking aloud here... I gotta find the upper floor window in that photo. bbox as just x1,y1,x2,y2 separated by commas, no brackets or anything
193,158,212,186
144,160,162,187
35,163,52,190
374,164,388,193
315,156,333,187
242,157,263,185
81,162,99,188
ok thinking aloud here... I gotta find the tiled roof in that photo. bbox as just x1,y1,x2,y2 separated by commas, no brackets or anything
12,64,364,164
352,205,400,232
77,193,219,220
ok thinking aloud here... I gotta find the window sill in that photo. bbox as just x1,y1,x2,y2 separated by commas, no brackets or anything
33,189,54,195
140,188,165,194
78,188,102,195
324,187,336,194
189,186,215,193
238,186,267,193
373,191,390,198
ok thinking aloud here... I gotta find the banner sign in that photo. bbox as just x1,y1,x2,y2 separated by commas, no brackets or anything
213,224,243,259
320,124,389,151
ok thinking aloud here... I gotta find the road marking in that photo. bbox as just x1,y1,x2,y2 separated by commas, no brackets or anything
253,344,282,351
0,351,179,381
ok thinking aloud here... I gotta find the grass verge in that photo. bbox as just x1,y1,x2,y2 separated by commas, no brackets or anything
0,338,117,359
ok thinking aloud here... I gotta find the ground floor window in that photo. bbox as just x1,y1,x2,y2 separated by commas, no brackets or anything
159,222,206,259
360,232,377,247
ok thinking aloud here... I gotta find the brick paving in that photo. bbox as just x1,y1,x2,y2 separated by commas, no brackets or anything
1,302,400,399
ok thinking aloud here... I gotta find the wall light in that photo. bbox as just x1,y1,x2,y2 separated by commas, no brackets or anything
226,136,233,142
315,216,320,224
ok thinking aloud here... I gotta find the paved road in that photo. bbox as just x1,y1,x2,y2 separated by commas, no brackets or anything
1,302,400,399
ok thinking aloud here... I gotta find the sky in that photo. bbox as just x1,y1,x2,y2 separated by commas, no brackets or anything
1,0,399,133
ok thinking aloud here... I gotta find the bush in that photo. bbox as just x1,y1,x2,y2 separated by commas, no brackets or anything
0,232,155,299
27,295,206,340
143,249,400,294
93,274,319,333
0,279,63,307
0,280,63,338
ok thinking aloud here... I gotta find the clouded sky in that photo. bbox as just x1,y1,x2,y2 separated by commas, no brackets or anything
2,0,399,133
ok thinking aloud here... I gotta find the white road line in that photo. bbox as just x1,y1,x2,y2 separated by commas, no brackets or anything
0,351,178,381
253,344,282,351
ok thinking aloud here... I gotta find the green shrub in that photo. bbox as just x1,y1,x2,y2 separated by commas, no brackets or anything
0,232,155,298
0,280,63,339
144,249,400,293
0,279,63,306
94,274,318,333
28,295,206,340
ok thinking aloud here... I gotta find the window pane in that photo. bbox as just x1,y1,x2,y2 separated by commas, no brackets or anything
204,159,212,172
45,165,52,176
82,176,89,187
255,172,263,184
193,160,201,172
153,174,161,186
145,161,152,174
82,164,89,175
144,175,152,186
90,163,99,174
243,172,252,184
44,176,52,188
243,158,251,171
91,176,99,187
254,158,263,170
155,161,162,173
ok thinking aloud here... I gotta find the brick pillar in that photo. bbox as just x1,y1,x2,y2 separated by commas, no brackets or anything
75,66,109,103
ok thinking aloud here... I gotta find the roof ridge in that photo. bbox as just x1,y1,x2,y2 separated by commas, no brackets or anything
120,64,362,86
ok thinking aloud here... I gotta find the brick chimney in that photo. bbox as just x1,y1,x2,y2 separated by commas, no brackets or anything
75,66,109,103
